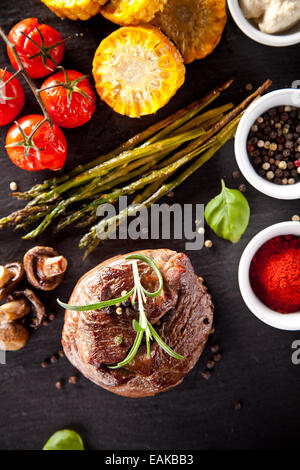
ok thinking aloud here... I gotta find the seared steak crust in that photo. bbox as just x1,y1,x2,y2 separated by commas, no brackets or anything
62,249,213,397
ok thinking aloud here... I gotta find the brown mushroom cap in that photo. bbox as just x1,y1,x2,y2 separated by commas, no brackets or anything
0,298,30,323
24,246,67,291
0,322,29,351
13,289,46,329
0,262,24,301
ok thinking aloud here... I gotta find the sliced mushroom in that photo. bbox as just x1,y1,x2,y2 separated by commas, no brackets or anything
24,246,67,291
0,322,30,351
0,262,24,301
13,289,46,329
0,298,30,323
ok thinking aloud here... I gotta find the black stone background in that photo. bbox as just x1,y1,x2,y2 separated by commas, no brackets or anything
0,0,299,451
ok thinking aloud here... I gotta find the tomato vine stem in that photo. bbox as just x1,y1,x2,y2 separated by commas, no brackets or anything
0,26,53,126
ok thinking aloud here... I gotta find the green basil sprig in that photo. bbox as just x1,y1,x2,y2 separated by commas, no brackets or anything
43,429,84,450
57,254,183,368
204,179,250,243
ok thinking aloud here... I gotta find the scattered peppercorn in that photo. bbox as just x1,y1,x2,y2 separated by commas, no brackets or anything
201,371,211,380
234,401,242,411
41,361,48,368
55,380,63,390
206,360,215,369
68,376,78,384
213,353,222,362
247,106,300,185
238,183,247,193
50,354,58,363
58,349,64,358
204,240,213,248
10,181,18,191
114,334,123,345
48,313,55,321
292,214,300,221
42,320,50,326
210,344,219,353
232,170,240,179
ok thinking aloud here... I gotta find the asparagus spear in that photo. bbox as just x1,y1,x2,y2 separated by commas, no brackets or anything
81,117,239,257
0,205,51,230
23,156,162,238
22,133,210,240
171,103,233,135
25,82,256,209
81,180,166,257
53,158,164,232
23,125,204,239
14,81,232,200
27,127,206,207
0,80,271,242
37,108,227,233
156,80,271,171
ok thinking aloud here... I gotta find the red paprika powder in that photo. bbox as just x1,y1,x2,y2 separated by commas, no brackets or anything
249,235,300,314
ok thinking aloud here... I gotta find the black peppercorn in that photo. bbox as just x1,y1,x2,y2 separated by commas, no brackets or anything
247,106,300,185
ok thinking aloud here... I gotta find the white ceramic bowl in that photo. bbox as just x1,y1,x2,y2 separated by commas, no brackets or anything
235,89,300,200
239,221,300,330
227,0,300,47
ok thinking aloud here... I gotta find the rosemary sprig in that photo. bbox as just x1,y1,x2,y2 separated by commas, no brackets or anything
57,254,184,368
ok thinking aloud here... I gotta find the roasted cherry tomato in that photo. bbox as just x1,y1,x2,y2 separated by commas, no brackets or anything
6,114,67,171
40,69,96,128
7,18,65,79
0,68,25,126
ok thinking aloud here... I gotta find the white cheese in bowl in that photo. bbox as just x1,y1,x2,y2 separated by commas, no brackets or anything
239,0,300,34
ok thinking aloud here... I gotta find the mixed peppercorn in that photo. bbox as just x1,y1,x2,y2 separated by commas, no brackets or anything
247,106,300,185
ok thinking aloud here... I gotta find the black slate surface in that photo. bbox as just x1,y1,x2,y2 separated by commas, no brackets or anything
0,0,300,451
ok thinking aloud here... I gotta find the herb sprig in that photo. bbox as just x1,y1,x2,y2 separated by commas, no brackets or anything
57,254,184,368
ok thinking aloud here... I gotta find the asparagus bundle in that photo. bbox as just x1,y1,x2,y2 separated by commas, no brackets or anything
0,79,271,257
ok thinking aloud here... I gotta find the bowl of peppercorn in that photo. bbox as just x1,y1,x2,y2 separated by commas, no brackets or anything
239,221,300,331
235,89,300,199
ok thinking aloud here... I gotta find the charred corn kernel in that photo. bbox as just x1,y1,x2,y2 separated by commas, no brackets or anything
152,0,227,64
93,25,185,118
100,0,167,26
40,0,104,21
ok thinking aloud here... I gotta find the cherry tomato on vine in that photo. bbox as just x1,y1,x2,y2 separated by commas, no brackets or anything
6,114,67,171
7,18,65,79
40,69,96,128
0,68,25,126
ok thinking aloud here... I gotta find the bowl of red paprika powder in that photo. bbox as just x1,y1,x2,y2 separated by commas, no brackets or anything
239,221,300,330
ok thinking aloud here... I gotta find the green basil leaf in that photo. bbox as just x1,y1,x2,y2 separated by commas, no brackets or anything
43,429,85,451
205,179,250,243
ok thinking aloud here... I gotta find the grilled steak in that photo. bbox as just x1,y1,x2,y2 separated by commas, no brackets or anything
62,249,213,397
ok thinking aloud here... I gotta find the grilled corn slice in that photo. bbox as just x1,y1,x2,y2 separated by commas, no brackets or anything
93,25,185,118
100,0,167,26
153,0,227,64
40,0,104,21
